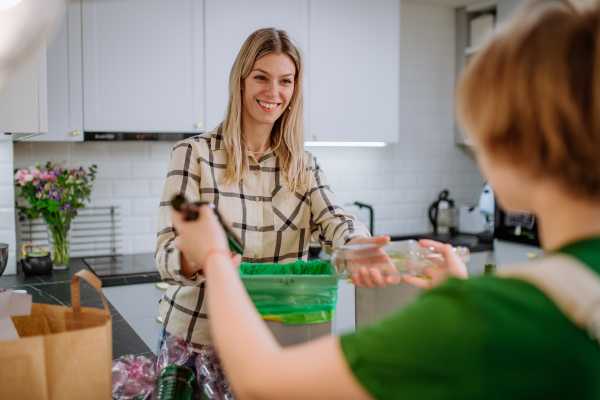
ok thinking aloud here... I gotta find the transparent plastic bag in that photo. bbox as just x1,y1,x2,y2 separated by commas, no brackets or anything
157,334,195,372
111,354,158,400
194,345,237,400
112,334,195,400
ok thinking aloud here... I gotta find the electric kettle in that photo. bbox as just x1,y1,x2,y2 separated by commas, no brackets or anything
428,189,458,235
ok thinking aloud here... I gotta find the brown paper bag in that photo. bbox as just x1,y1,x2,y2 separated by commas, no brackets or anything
0,270,112,400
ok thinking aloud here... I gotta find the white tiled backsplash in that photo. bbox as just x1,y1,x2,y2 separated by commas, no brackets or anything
9,2,484,259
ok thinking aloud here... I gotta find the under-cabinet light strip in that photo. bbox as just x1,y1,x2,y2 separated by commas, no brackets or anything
304,142,386,147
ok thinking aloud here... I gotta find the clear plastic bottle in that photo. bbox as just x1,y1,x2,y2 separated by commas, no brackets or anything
331,239,470,279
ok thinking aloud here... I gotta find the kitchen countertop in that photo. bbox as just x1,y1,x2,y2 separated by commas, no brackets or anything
0,258,154,360
389,232,493,253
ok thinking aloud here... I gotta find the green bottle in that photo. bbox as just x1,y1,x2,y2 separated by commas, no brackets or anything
152,365,195,400
484,264,497,276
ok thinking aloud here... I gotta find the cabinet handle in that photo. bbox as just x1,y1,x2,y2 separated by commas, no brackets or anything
72,130,80,136
195,122,203,129
313,133,320,140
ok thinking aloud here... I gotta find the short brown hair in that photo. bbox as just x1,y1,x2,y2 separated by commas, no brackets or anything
456,0,600,200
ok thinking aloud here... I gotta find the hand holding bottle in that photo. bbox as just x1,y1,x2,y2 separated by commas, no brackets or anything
401,239,468,289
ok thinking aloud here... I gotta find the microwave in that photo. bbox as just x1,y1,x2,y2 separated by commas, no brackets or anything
494,204,540,247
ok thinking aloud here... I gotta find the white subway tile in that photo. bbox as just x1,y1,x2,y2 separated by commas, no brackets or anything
90,199,132,217
90,181,112,199
94,162,131,179
120,236,133,254
71,142,111,161
407,219,429,234
382,190,406,204
31,142,70,161
0,209,15,230
150,216,159,233
122,217,151,235
150,143,176,160
132,161,169,178
0,163,14,185
394,174,420,189
406,189,431,204
0,186,14,208
133,234,156,254
394,204,421,219
0,142,13,163
151,179,167,196
132,197,161,216
110,143,149,160
113,180,150,198
12,142,31,161
378,220,408,236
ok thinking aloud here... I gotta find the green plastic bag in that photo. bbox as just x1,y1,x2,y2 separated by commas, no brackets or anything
239,260,339,325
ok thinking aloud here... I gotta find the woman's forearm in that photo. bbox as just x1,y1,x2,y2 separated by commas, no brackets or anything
204,254,281,392
204,254,373,400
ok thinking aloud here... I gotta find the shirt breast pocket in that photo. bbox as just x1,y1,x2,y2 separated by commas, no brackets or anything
271,185,310,232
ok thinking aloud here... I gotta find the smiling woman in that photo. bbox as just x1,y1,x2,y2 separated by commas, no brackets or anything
153,28,394,351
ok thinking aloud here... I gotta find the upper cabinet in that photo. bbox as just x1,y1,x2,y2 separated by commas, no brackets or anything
497,0,524,25
308,0,400,143
81,0,204,133
0,44,47,137
204,0,308,132
29,1,84,142
6,0,402,142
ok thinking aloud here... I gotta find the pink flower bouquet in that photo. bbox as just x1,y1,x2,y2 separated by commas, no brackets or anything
14,162,97,269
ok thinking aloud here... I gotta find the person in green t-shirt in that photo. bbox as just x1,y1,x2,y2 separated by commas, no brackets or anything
170,0,600,399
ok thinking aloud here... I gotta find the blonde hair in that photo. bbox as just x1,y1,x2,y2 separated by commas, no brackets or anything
221,28,308,192
456,0,600,200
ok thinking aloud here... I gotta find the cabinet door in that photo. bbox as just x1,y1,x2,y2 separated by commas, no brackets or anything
204,0,308,132
30,1,83,142
0,45,47,135
81,0,204,133
309,0,400,143
497,0,524,25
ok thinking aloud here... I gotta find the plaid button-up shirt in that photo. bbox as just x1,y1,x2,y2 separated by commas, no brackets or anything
155,125,369,349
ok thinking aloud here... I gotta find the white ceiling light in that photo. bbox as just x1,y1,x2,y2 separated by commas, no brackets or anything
304,142,387,147
0,0,64,87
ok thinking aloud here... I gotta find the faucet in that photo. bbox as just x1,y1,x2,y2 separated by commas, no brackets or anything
350,202,374,235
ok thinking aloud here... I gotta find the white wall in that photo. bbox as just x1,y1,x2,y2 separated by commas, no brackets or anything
0,140,17,274
12,1,484,256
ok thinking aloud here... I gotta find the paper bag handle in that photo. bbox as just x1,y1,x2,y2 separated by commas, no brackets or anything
70,270,109,313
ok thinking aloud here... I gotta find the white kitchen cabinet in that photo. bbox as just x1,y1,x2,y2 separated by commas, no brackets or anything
28,1,84,142
81,0,204,133
0,45,47,137
308,0,400,143
497,0,524,25
204,0,309,132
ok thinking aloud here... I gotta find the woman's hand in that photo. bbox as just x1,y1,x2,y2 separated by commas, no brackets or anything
171,205,231,270
401,239,468,290
345,236,402,288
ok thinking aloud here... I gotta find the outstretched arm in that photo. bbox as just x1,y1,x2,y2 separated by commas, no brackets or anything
172,208,372,400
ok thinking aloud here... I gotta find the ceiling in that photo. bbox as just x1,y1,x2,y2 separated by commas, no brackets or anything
413,0,485,8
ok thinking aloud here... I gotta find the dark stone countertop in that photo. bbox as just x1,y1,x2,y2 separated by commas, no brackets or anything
0,258,153,360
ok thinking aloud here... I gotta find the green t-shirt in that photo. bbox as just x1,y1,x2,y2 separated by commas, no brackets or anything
341,237,600,400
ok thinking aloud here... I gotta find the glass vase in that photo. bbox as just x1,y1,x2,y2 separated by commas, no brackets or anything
46,222,72,270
